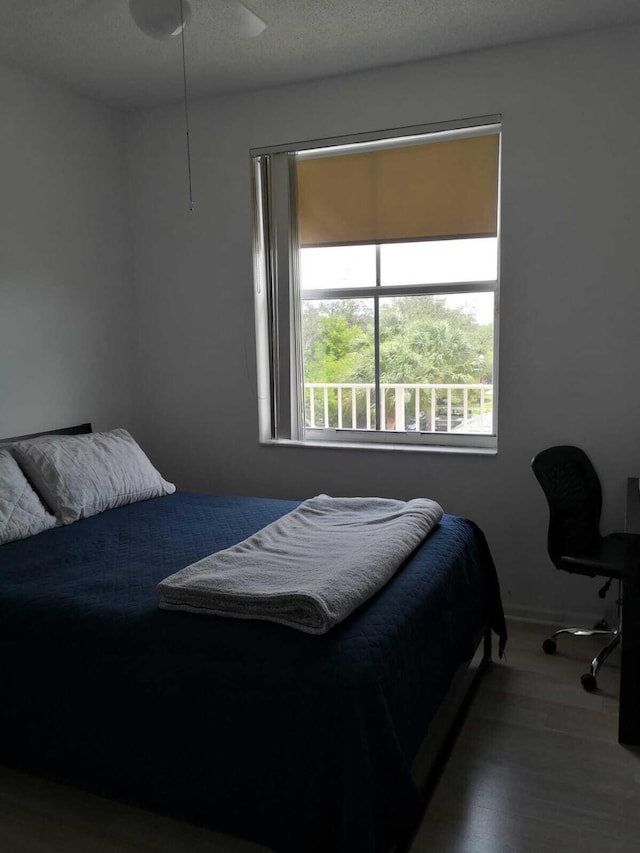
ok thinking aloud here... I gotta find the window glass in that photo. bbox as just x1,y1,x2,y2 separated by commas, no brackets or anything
300,245,376,290
302,299,376,429
301,292,494,435
378,294,494,434
380,238,498,286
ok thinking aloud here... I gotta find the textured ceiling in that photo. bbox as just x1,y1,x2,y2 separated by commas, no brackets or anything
1,0,640,110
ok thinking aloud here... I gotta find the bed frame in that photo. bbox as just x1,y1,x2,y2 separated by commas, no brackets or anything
0,422,92,444
396,627,492,850
1,421,495,852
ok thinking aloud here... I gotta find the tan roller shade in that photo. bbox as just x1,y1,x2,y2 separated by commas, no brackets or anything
297,133,499,247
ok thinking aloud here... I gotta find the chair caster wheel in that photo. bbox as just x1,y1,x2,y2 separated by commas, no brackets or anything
581,673,598,692
542,638,557,654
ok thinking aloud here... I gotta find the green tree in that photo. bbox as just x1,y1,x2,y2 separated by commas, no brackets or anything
302,295,493,428
303,301,373,383
304,296,492,386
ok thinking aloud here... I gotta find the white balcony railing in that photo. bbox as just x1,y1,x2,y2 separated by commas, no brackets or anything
305,383,493,434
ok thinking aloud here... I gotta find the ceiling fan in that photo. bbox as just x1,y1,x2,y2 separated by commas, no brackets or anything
72,0,267,211
70,1,267,212
71,0,267,40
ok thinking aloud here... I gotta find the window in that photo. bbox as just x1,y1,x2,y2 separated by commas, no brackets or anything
252,117,501,450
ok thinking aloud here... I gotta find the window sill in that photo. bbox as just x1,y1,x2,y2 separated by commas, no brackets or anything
259,438,497,456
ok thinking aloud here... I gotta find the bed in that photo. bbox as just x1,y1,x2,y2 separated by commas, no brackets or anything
0,424,506,853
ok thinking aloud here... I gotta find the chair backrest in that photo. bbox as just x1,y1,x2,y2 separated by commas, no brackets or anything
531,445,602,569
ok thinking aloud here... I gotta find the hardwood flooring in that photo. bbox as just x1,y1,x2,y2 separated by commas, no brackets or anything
414,620,640,853
1,620,638,852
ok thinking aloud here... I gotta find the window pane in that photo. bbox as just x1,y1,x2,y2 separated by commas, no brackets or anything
380,237,497,286
302,299,376,430
379,293,494,434
300,245,376,291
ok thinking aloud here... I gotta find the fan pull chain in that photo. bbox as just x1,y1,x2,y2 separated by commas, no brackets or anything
180,0,194,212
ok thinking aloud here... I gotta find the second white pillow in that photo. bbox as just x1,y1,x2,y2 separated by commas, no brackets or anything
0,449,57,544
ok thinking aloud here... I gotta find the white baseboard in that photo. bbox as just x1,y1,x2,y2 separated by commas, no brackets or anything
504,602,616,628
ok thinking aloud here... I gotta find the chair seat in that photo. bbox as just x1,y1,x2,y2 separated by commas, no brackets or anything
560,533,625,578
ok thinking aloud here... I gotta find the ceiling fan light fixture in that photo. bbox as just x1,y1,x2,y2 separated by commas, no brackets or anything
129,0,192,40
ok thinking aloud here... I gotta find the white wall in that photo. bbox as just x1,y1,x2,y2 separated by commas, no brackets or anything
127,26,640,624
0,64,137,439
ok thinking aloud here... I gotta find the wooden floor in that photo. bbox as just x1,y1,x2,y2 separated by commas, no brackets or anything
1,620,638,852
414,620,640,853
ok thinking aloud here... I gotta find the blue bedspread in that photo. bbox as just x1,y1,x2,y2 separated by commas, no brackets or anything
0,492,506,852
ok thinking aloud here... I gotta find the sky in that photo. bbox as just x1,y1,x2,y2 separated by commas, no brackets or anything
300,237,497,324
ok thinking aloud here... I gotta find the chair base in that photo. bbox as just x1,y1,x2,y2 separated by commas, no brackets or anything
542,624,621,692
552,626,614,640
542,626,613,656
587,630,621,680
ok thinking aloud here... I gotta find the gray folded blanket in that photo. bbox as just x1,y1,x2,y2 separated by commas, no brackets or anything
157,494,443,634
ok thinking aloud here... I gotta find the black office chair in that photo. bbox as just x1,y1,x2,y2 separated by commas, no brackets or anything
532,445,624,692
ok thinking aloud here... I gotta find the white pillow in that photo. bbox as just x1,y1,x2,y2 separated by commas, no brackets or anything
11,428,176,525
0,449,57,544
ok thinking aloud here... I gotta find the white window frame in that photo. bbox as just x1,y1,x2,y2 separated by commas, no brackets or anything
251,115,501,452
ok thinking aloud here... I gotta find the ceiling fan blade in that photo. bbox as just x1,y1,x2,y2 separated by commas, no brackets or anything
219,0,267,38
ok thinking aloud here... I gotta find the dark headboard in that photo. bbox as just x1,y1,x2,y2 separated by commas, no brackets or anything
0,423,92,445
